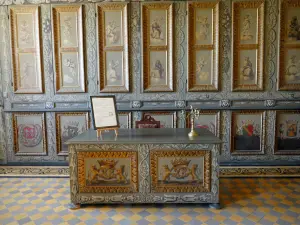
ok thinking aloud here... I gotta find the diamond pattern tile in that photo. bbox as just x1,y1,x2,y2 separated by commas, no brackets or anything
0,178,300,224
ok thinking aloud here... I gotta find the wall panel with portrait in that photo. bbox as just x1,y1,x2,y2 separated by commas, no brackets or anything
98,2,129,92
56,112,90,155
232,1,264,91
188,2,219,91
231,111,265,155
275,111,300,154
12,113,47,156
142,3,173,92
52,5,86,93
9,6,44,94
278,0,300,90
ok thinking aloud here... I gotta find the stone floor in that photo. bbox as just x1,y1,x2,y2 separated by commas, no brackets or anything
0,178,299,225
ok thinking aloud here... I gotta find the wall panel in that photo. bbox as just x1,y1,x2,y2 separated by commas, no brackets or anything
0,0,299,172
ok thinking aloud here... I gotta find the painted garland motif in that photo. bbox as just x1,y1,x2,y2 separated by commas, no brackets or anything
18,124,42,147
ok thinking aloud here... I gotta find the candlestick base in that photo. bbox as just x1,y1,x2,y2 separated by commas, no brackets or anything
188,130,198,137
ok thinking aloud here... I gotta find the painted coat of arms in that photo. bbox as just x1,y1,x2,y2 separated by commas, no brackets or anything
18,124,42,147
87,159,129,186
160,158,202,185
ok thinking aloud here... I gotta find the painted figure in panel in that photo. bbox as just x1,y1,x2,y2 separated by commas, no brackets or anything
86,159,129,186
150,51,167,85
285,54,300,82
160,158,203,185
196,16,209,41
288,15,300,41
241,14,253,40
196,56,209,82
241,56,255,81
106,20,120,45
151,16,164,42
63,58,78,85
277,113,300,151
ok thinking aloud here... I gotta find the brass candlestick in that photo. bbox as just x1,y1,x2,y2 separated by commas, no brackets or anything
181,105,200,137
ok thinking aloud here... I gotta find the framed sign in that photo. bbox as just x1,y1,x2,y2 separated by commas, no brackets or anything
52,5,86,93
141,2,174,92
278,0,300,90
275,110,300,155
10,6,44,94
231,111,265,155
97,2,129,92
232,0,264,91
187,2,219,91
90,96,119,130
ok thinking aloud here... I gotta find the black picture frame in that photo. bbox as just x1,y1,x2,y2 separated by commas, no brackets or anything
90,95,119,130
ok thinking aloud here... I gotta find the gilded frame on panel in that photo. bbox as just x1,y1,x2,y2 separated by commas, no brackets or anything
141,3,174,92
186,110,220,137
231,110,266,155
187,2,219,91
142,111,177,128
77,151,138,193
10,6,44,94
274,110,300,155
55,112,90,156
278,0,300,91
150,150,211,193
232,1,264,91
118,112,132,129
52,5,86,93
12,112,47,156
97,2,130,93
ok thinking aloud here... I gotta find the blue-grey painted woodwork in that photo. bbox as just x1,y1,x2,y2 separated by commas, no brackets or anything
0,0,299,166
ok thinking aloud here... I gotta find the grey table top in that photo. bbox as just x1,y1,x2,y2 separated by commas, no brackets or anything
66,128,222,145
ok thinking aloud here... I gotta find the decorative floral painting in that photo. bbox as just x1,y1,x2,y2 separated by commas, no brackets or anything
142,112,176,128
188,2,219,91
10,6,44,94
279,0,300,90
275,111,300,155
231,111,265,155
52,5,86,93
12,113,47,155
56,112,90,155
142,3,173,92
187,111,220,136
151,150,211,193
98,2,129,92
232,1,264,91
77,151,138,193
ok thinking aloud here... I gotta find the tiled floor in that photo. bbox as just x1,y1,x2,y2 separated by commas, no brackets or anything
0,178,299,225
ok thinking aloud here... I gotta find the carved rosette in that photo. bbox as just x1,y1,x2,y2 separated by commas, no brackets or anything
175,100,186,108
264,100,276,107
45,102,54,109
131,101,142,108
220,100,231,108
